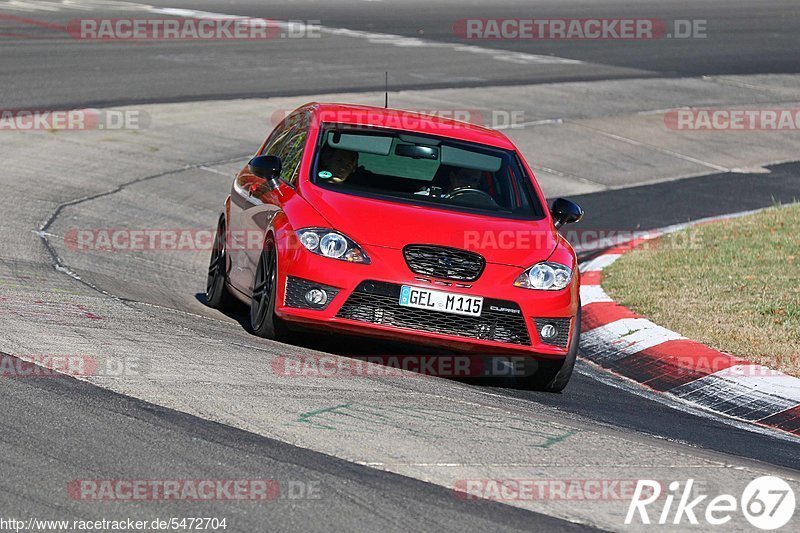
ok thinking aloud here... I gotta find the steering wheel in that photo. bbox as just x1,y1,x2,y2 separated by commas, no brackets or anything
443,187,497,207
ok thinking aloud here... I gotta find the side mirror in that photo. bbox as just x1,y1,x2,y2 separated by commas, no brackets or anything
551,198,584,229
248,155,282,188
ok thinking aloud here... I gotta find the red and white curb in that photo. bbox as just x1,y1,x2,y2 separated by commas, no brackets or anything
577,218,800,438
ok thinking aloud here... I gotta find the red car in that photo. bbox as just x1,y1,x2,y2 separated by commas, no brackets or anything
205,103,584,391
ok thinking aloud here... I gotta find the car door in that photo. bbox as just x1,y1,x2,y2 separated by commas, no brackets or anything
228,112,309,295
228,120,287,292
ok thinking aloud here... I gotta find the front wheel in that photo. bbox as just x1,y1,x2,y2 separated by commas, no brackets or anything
249,240,290,341
523,305,581,393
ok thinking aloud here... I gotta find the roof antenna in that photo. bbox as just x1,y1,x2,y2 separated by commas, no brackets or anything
384,71,389,108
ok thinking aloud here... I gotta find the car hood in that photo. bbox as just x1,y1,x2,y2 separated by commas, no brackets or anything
303,186,557,268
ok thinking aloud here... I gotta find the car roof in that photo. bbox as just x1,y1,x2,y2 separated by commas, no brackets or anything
297,102,517,150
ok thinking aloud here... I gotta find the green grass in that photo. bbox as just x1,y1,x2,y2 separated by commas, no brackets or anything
602,203,800,377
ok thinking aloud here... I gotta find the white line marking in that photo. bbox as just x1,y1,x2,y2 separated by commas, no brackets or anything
579,285,612,305
0,0,63,12
670,372,800,421
576,359,800,443
142,5,582,66
638,106,690,116
495,118,564,130
531,165,609,190
579,253,621,272
199,165,230,176
707,365,800,404
581,318,685,362
357,462,552,467
573,122,731,173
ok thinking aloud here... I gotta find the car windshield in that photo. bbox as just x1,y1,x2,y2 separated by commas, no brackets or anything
311,127,544,219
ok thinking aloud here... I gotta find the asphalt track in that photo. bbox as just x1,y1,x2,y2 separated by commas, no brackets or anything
1,0,799,531
0,0,798,108
1,353,590,532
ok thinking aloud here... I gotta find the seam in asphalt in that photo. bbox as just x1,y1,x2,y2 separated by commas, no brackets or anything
34,154,250,315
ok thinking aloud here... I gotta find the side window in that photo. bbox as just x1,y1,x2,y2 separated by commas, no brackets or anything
260,109,310,185
262,123,292,156
278,130,308,185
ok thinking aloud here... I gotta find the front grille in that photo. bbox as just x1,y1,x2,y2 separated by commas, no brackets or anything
336,281,530,345
534,318,572,348
285,277,340,310
403,245,485,281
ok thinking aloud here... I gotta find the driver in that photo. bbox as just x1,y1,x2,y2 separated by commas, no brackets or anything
318,146,358,183
415,166,484,197
446,166,482,193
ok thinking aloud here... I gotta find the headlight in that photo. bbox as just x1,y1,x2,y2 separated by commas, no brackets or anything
320,233,347,258
514,262,572,290
296,228,370,264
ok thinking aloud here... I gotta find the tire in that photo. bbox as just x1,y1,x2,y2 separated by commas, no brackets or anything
205,214,235,310
524,304,581,393
249,239,290,341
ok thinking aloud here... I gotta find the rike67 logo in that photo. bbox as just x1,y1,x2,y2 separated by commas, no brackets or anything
626,477,795,530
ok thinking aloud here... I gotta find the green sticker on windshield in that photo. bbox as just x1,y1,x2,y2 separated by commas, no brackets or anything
318,170,333,179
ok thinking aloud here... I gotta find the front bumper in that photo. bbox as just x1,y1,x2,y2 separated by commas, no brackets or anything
275,243,579,359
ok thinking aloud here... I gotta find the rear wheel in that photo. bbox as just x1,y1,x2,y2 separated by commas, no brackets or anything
524,305,581,393
205,214,235,310
249,240,290,341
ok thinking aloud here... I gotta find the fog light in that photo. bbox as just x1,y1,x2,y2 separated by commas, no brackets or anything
304,288,328,306
540,324,557,340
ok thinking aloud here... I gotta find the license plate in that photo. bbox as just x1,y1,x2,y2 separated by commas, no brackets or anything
399,286,483,317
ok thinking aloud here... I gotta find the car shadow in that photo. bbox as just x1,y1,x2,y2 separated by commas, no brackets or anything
196,292,536,391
